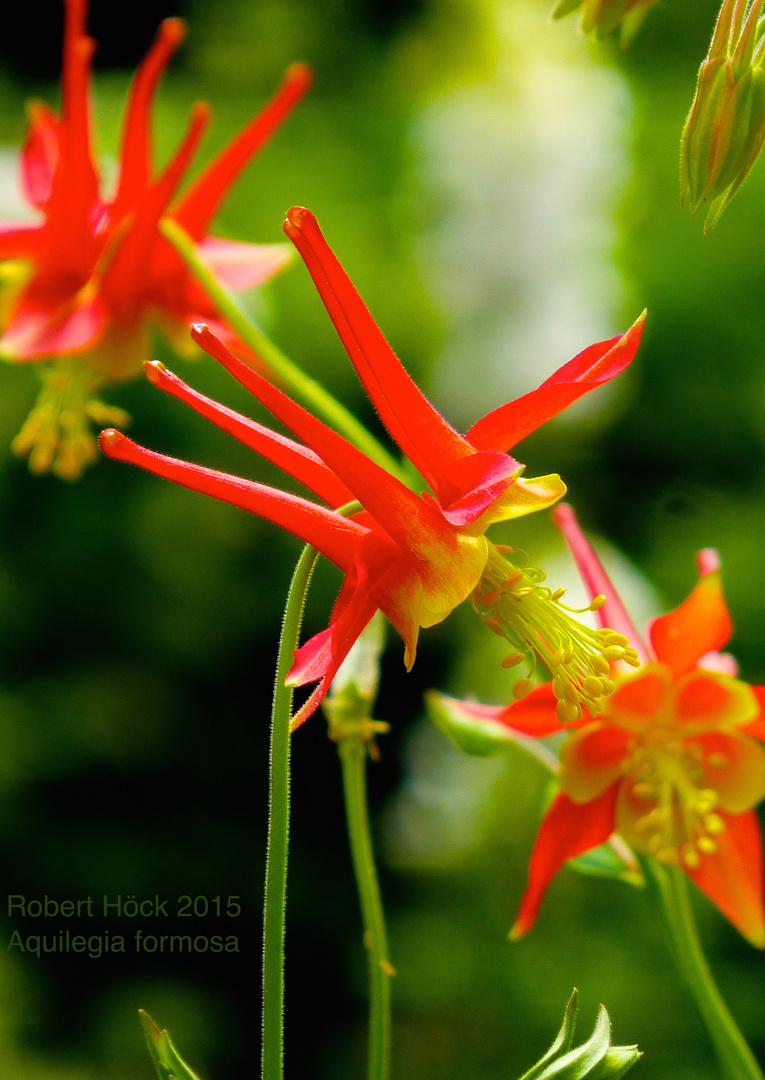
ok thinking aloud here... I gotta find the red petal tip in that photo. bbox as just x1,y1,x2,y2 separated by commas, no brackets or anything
284,62,313,90
158,17,187,46
189,101,213,127
99,428,130,456
284,205,314,235
696,548,721,576
144,360,167,385
551,502,574,531
190,323,223,354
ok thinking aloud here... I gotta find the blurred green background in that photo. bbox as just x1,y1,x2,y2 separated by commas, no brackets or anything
0,0,764,1077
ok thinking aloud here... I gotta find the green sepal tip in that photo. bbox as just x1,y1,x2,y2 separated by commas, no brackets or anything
516,992,641,1080
139,1010,204,1080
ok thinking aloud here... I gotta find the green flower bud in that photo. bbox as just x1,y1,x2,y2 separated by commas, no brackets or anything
425,689,559,763
518,990,642,1080
140,1010,204,1080
552,0,658,47
681,0,765,231
324,614,390,749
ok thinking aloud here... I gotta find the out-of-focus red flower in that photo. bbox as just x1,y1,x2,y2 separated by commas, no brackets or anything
0,0,310,478
476,505,765,946
100,208,644,729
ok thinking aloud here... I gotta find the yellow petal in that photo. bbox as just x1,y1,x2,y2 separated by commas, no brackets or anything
691,731,765,813
559,722,632,803
672,669,760,730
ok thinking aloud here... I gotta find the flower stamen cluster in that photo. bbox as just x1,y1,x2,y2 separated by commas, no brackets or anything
473,542,639,722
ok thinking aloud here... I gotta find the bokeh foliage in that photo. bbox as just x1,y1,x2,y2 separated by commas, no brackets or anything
0,0,764,1077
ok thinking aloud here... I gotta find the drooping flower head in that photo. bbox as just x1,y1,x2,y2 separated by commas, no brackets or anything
552,0,659,47
462,504,765,946
0,0,310,479
100,207,644,728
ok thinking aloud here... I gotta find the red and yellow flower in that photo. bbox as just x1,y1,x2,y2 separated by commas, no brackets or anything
0,0,310,478
464,505,765,946
100,208,643,728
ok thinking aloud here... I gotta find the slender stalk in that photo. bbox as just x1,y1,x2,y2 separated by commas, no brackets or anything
337,735,393,1080
262,543,319,1080
159,217,403,478
643,857,764,1080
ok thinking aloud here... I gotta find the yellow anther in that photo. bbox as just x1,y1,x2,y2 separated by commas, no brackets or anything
632,782,655,799
603,632,630,647
601,678,615,695
512,678,534,700
583,675,604,697
602,645,627,661
551,587,566,602
694,789,718,814
683,849,701,869
591,655,611,675
556,699,580,723
648,834,663,854
656,848,678,864
705,813,725,835
501,652,525,669
551,648,565,667
563,645,575,664
707,752,728,770
590,594,606,611
697,836,717,854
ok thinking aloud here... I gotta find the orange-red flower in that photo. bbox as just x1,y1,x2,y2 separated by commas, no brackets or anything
480,505,765,946
0,0,310,478
100,208,643,729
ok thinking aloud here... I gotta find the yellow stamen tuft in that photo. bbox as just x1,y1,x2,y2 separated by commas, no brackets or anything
472,542,636,721
11,358,130,481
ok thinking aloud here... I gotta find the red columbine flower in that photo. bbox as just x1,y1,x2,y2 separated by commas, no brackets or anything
99,207,644,729
0,0,310,479
478,504,765,946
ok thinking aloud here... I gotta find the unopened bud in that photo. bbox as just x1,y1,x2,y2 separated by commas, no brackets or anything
552,0,658,47
681,0,765,231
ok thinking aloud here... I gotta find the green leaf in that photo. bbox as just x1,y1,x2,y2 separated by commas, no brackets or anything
140,1010,204,1080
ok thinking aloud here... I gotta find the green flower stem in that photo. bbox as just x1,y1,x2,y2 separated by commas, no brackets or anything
336,732,393,1080
159,218,403,479
262,542,319,1080
643,857,764,1080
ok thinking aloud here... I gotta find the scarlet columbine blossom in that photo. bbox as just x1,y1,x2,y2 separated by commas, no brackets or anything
100,208,643,728
552,0,658,47
0,0,310,479
478,505,765,946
